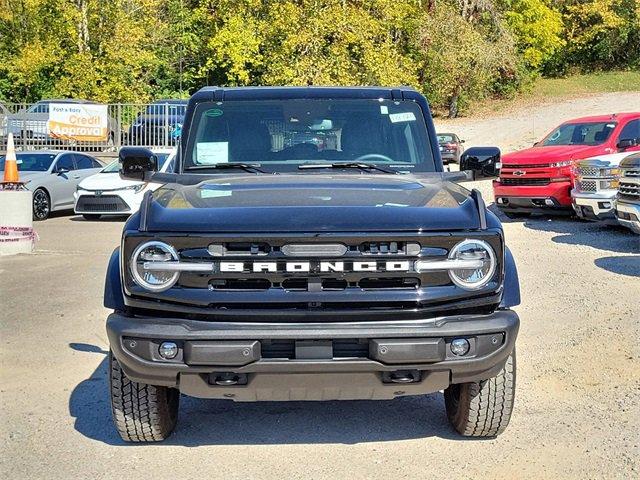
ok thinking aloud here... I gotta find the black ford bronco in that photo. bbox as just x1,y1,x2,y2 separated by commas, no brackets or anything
105,86,520,442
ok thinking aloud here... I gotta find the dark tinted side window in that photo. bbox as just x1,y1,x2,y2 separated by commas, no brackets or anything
619,119,640,141
75,154,99,169
55,154,75,172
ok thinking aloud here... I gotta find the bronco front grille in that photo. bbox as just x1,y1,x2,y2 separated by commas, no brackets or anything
123,232,504,315
500,177,550,186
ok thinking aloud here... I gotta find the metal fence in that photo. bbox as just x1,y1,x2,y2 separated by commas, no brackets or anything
0,102,185,154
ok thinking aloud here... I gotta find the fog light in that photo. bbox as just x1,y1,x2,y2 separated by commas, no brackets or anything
544,199,554,206
450,338,470,356
159,341,178,359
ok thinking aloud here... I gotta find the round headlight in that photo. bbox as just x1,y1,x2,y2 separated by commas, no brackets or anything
448,239,496,290
130,241,179,292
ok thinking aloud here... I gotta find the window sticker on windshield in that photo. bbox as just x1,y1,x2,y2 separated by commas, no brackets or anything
204,108,223,117
196,142,228,164
380,105,389,115
389,112,416,123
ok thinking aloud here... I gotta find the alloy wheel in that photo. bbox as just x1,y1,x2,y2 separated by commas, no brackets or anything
33,189,50,220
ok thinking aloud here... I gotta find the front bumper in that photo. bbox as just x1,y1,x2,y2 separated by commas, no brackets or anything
493,179,572,213
615,201,640,234
107,309,519,401
571,189,617,221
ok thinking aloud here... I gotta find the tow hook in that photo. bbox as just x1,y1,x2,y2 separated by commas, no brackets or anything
386,370,421,384
211,373,247,386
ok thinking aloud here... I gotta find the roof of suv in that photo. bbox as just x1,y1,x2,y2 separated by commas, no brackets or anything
191,86,422,102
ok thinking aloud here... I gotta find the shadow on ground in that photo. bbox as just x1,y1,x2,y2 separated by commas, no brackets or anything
594,255,640,277
522,217,639,253
68,343,461,447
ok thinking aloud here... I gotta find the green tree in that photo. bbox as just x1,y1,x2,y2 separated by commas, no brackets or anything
501,0,564,69
546,0,640,73
419,1,520,117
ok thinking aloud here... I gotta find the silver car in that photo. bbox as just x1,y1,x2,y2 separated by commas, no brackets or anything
0,150,103,220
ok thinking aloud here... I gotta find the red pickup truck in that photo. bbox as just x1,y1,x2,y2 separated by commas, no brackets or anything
493,112,640,217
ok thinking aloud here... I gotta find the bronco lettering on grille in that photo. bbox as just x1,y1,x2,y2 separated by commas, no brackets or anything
219,260,412,273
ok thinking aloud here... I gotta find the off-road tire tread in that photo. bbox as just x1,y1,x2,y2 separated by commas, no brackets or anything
109,352,178,442
444,350,515,437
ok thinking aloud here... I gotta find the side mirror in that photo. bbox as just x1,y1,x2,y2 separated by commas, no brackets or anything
460,139,465,144
119,147,158,181
459,146,501,179
617,138,638,150
56,167,70,175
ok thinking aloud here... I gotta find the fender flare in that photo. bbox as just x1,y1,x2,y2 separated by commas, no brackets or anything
104,247,125,311
500,246,521,308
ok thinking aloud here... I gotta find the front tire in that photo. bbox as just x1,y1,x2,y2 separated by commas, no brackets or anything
109,351,179,442
32,188,51,221
444,350,515,437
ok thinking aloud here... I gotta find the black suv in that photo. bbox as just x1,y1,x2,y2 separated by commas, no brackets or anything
105,86,521,442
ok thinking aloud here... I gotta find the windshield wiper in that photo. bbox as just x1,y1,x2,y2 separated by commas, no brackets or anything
298,162,399,174
185,163,268,174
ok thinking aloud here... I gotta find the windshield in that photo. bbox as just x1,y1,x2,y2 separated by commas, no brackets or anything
184,99,435,173
101,153,171,173
437,134,455,143
0,153,56,171
542,122,617,146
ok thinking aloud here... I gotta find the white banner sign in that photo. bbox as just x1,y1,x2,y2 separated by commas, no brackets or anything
48,103,108,141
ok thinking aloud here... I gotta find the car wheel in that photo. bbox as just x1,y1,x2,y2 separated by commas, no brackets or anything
444,350,516,437
32,188,51,221
110,351,179,442
82,214,101,221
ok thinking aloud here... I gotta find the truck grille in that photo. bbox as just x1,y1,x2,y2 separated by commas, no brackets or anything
502,163,548,169
500,177,550,186
576,180,597,192
618,182,640,200
577,166,599,177
124,233,504,315
76,195,130,212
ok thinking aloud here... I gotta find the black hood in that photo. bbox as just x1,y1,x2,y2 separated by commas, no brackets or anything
145,173,481,232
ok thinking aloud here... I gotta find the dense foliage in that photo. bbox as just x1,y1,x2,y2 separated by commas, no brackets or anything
0,0,637,116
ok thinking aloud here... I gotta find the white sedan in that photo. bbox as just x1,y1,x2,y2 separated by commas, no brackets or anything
74,148,175,219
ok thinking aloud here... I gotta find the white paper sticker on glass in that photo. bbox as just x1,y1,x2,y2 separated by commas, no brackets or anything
196,142,228,164
389,112,416,123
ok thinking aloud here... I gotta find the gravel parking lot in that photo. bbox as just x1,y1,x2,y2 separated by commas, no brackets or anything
1,177,638,479
1,93,639,479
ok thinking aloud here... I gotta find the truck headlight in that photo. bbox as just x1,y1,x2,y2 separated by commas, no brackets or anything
600,179,619,189
130,241,179,291
447,239,496,290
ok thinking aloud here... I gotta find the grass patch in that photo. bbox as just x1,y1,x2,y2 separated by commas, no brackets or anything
461,70,640,118
531,71,640,97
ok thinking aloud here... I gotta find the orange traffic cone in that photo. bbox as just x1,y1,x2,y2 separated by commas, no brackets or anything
2,133,20,184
